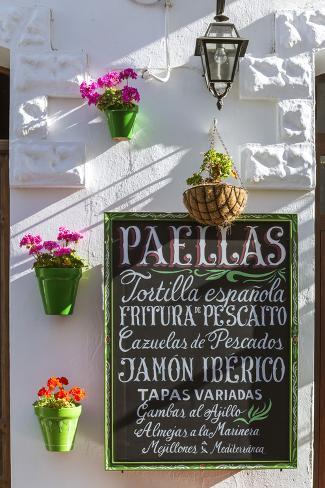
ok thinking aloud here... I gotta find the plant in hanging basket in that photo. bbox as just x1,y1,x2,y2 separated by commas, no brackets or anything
183,148,248,227
19,228,86,316
34,376,86,452
80,68,140,141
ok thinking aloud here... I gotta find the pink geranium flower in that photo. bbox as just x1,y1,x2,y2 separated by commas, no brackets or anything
43,241,59,251
119,68,138,80
121,86,140,104
53,247,73,257
79,68,140,111
97,71,121,88
19,227,86,269
57,227,83,243
29,244,43,255
80,80,100,106
20,233,42,248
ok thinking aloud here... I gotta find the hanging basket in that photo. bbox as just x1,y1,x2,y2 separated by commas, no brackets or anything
183,182,248,227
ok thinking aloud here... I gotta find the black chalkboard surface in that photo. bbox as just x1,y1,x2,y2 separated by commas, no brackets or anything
105,213,298,471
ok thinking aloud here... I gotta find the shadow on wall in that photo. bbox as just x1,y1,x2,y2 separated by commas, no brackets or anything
11,185,313,487
240,13,275,55
120,470,240,488
81,0,241,68
9,4,315,487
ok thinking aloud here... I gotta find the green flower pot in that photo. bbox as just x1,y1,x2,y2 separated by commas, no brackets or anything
34,405,82,452
104,106,138,141
35,267,82,316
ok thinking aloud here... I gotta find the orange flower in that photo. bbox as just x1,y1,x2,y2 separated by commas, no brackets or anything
54,389,70,401
47,376,62,390
37,377,85,405
69,387,86,402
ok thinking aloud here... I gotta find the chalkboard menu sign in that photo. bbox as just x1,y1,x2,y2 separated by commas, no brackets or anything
105,213,298,470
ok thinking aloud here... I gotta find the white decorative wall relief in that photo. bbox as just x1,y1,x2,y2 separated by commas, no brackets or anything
240,53,313,100
278,100,313,143
0,4,87,188
14,53,86,96
16,97,48,138
276,10,325,56
242,143,314,189
11,142,85,188
239,10,324,190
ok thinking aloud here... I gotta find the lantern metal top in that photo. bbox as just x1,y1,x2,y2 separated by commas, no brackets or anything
195,23,249,59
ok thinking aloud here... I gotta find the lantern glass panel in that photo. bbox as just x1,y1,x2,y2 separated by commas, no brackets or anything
200,45,211,88
206,24,237,38
205,41,238,82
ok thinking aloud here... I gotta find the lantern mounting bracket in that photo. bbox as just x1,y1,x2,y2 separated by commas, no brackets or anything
214,0,229,22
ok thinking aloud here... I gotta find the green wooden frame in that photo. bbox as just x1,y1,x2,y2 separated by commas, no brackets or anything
104,212,298,471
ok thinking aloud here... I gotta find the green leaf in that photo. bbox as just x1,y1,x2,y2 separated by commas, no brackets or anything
234,399,272,425
235,417,250,425
247,405,255,419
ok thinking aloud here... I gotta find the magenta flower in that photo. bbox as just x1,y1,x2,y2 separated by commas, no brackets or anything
29,244,43,255
80,68,141,110
120,68,138,81
20,233,42,247
97,71,121,88
57,227,83,243
19,227,86,269
57,227,66,241
121,86,140,104
43,241,59,252
80,80,92,99
87,92,100,106
96,78,104,88
70,232,83,242
53,247,73,257
79,80,100,106
79,80,88,95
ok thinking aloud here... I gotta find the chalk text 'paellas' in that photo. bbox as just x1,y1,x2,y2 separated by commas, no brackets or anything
118,224,286,268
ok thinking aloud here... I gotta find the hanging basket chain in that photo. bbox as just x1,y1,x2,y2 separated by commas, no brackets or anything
209,118,246,190
183,118,248,227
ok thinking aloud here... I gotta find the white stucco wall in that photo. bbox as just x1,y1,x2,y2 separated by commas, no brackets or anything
6,0,323,487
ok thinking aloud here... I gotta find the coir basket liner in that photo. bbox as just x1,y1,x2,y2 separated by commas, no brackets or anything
183,182,248,227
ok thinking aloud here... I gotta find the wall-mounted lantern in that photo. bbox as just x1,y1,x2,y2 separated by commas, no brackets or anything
195,0,249,110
